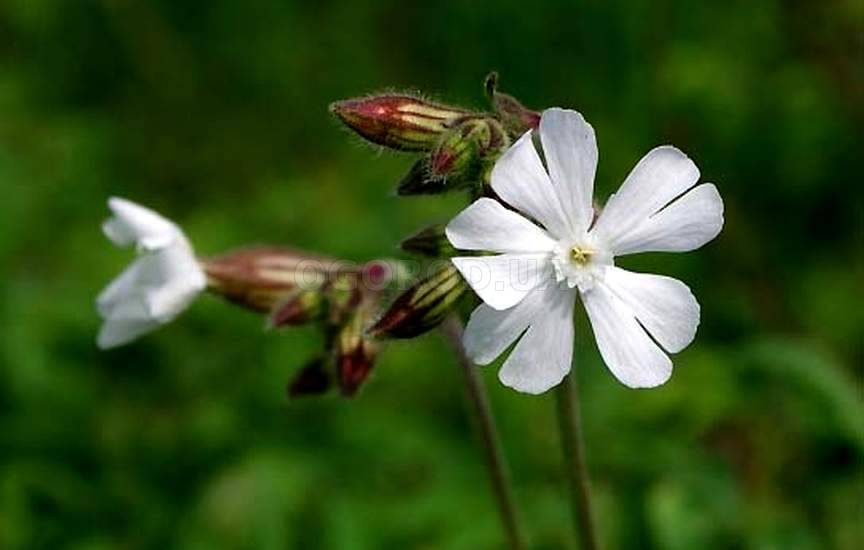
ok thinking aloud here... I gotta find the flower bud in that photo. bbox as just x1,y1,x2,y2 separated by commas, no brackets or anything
335,306,379,396
484,72,540,138
400,224,456,258
269,288,325,328
330,94,470,152
287,355,332,398
202,247,350,312
368,263,467,339
397,116,509,196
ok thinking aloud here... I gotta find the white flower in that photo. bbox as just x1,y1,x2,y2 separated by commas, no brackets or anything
446,109,724,393
96,197,207,349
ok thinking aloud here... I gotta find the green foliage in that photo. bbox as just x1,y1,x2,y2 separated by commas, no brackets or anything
0,0,861,548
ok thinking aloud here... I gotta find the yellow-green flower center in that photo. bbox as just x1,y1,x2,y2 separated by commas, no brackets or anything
570,246,594,266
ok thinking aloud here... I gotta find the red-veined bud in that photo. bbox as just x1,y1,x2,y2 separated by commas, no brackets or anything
287,355,332,398
269,288,325,328
368,263,467,339
400,224,456,258
397,116,509,196
335,305,380,396
202,247,352,312
330,94,471,152
484,72,540,138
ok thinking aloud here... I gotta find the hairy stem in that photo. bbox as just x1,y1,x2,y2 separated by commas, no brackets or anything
556,371,599,550
441,315,527,550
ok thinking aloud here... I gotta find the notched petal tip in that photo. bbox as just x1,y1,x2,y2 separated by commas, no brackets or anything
700,182,726,239
617,368,673,389
540,106,590,125
106,196,130,212
498,367,568,395
103,196,181,249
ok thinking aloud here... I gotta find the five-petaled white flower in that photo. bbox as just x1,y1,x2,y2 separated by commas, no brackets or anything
446,108,724,394
96,197,207,349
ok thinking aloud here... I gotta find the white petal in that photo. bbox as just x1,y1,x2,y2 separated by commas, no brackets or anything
96,199,206,348
592,146,700,253
451,254,551,311
98,244,205,318
607,184,724,255
97,318,160,349
539,108,598,236
99,294,150,322
462,287,548,365
581,282,672,388
146,274,207,321
490,131,572,238
98,250,204,317
145,244,208,316
97,260,146,317
603,267,699,353
446,198,555,254
498,284,576,394
103,197,179,249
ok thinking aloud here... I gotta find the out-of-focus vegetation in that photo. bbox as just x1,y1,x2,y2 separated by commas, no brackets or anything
0,1,861,548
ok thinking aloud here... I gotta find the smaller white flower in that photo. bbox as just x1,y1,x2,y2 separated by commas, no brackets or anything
446,108,724,393
96,197,207,349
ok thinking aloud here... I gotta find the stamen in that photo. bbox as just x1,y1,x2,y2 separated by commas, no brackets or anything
570,246,594,265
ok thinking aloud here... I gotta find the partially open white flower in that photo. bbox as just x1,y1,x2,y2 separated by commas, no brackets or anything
96,197,207,349
447,108,724,393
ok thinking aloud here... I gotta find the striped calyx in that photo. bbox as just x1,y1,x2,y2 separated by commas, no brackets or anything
330,94,470,152
368,263,467,339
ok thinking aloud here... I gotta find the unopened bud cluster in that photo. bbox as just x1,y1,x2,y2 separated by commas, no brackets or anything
203,248,403,396
331,74,538,197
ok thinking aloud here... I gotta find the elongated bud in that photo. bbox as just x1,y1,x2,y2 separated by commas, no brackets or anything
484,72,540,138
368,263,467,339
335,306,379,396
397,117,509,195
203,247,351,312
400,224,456,258
269,289,325,328
287,355,332,398
330,95,470,152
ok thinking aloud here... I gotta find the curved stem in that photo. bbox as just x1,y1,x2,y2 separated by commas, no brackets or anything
441,315,527,550
556,372,599,550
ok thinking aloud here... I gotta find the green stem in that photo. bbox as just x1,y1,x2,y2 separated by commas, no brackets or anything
441,315,527,550
556,371,599,550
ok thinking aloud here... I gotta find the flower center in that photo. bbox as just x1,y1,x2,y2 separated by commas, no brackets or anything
569,245,594,266
552,237,613,291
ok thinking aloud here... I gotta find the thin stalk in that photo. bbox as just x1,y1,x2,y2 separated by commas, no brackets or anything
440,315,527,550
556,371,599,550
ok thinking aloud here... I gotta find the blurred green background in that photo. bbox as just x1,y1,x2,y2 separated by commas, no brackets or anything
1,1,861,548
